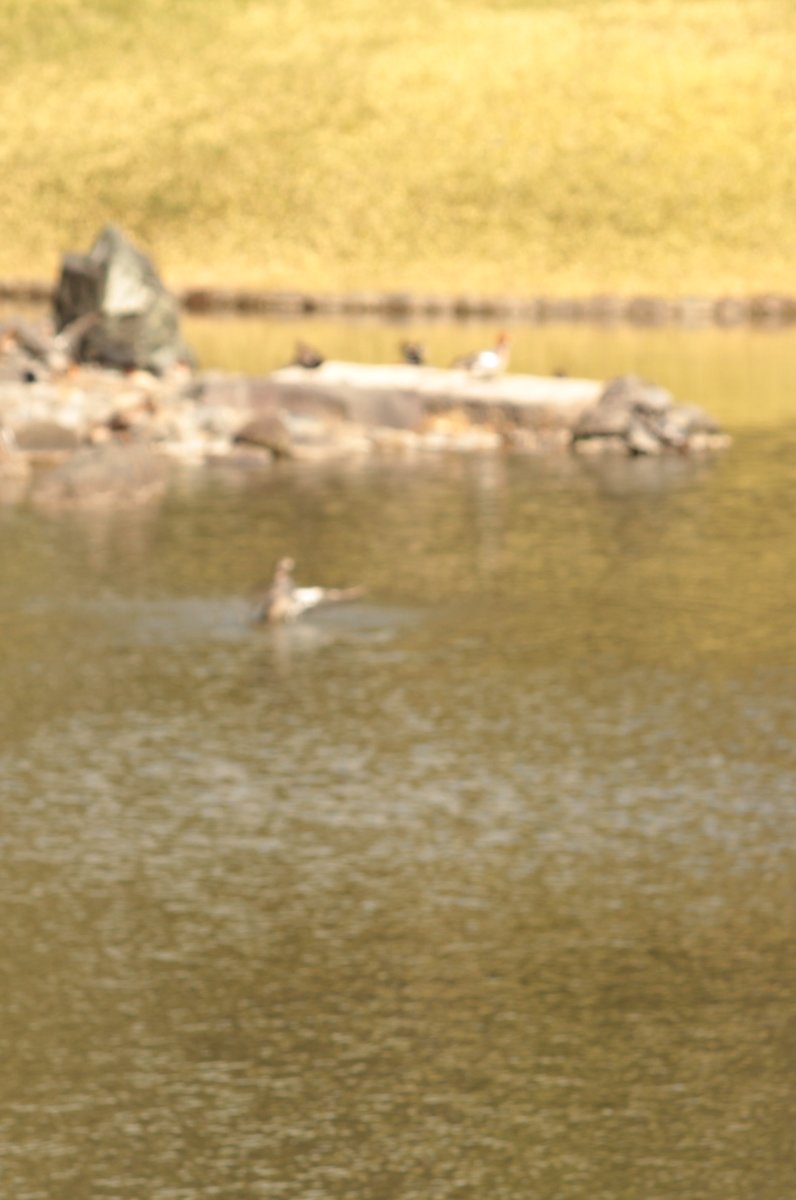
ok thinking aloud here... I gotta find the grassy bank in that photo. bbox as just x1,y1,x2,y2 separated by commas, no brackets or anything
1,0,795,294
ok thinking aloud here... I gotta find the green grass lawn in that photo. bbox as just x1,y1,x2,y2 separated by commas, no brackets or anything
1,0,795,294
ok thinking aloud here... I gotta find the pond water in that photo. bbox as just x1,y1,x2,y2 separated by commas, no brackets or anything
1,322,794,1199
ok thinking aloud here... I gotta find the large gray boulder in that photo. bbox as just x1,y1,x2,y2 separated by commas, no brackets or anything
53,226,196,375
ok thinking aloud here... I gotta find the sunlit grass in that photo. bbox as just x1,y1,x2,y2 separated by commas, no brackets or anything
1,0,795,293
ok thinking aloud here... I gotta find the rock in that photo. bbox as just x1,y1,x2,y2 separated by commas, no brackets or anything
0,318,52,362
14,420,82,455
233,413,294,458
597,373,673,415
572,433,631,456
32,443,167,507
655,404,723,439
605,372,672,410
0,426,29,476
0,319,60,378
0,361,38,384
196,372,253,410
0,459,29,505
52,226,196,375
571,401,634,439
571,373,725,456
344,389,425,430
625,417,665,456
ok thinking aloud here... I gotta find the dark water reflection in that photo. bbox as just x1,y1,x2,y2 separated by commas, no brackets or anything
1,353,795,1197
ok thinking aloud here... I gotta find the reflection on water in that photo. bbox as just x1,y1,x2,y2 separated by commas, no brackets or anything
1,330,795,1199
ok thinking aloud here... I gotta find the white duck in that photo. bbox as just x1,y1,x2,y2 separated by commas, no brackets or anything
452,332,511,378
252,557,364,624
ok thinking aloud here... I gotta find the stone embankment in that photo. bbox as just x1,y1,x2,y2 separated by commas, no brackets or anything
0,322,729,508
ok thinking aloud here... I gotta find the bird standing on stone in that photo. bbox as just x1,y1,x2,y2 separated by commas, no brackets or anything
252,557,364,624
399,340,426,365
452,332,511,378
290,341,325,369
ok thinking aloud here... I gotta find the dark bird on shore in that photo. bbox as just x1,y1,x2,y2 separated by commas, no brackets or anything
252,557,365,624
290,340,325,369
451,332,511,377
399,340,426,365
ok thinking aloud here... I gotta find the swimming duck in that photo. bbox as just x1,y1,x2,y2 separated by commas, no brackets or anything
252,557,364,624
452,332,511,378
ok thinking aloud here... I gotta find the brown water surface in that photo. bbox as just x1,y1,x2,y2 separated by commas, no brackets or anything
0,323,794,1199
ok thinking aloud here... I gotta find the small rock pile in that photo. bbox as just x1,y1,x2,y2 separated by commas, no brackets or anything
0,352,731,508
571,374,729,456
